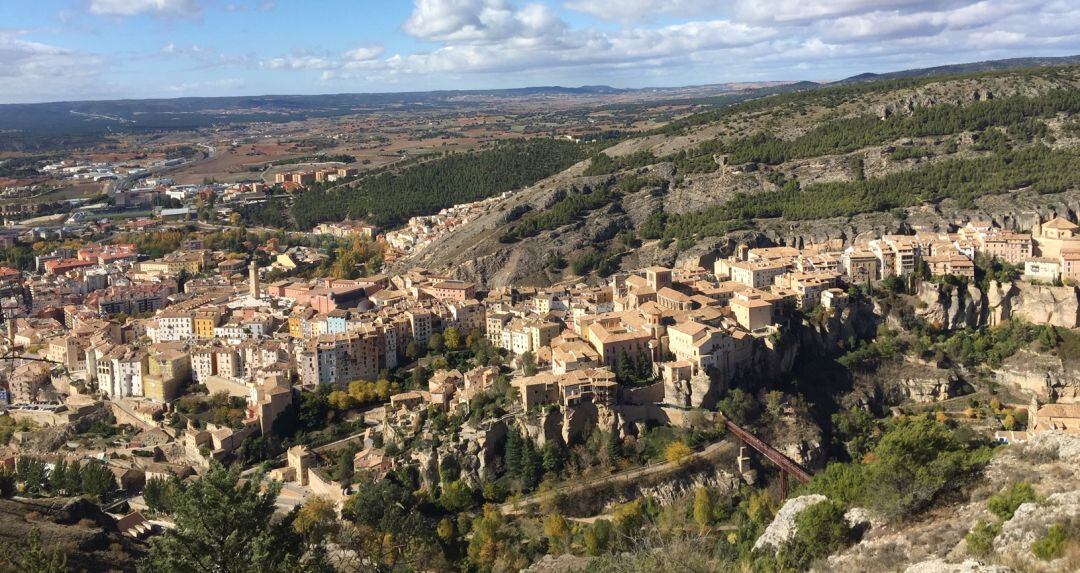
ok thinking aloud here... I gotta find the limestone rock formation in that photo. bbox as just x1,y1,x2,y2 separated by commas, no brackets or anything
1010,283,1080,328
753,494,828,552
997,350,1080,403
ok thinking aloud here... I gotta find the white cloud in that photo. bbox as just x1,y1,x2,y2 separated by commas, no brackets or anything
89,0,201,17
164,77,244,93
0,32,110,103
259,55,334,70
302,0,1074,86
404,0,564,43
733,0,973,24
563,0,722,24
343,45,385,69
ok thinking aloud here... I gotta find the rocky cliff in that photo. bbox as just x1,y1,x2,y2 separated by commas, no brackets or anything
916,280,1080,330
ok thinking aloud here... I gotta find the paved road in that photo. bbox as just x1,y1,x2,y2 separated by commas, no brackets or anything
499,438,736,516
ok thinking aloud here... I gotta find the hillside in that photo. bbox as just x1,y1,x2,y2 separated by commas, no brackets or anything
402,65,1080,287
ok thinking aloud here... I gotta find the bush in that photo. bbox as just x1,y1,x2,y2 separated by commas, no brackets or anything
965,520,1000,558
987,481,1041,521
779,500,853,570
805,417,992,517
1031,523,1066,561
664,441,693,465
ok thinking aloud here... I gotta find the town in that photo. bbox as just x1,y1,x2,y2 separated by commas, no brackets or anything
2,11,1079,568
3,181,1080,540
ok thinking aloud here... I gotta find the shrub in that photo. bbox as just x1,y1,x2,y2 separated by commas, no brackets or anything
805,418,992,518
965,520,1000,557
1031,523,1066,561
987,482,1041,521
776,500,853,570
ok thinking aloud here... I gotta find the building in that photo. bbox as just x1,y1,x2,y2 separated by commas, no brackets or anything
298,329,391,387
978,231,1033,265
144,345,191,402
1024,258,1061,283
730,291,773,332
1034,216,1080,259
842,250,880,285
8,362,50,404
426,280,477,302
727,259,788,289
924,253,976,279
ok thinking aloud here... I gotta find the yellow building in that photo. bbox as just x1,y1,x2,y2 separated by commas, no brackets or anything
137,250,209,277
144,346,191,401
194,308,221,338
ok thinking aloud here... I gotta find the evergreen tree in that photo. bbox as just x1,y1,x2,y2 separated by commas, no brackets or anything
503,430,523,479
79,461,118,497
11,528,66,573
541,441,566,475
141,462,315,573
49,459,69,495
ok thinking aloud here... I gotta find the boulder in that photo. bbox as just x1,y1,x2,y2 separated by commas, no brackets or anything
753,494,828,552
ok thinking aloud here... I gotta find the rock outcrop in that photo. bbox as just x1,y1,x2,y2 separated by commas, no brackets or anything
993,491,1080,570
827,433,1080,572
997,350,1080,403
754,494,829,552
1010,283,1080,328
915,280,1080,331
903,559,1013,573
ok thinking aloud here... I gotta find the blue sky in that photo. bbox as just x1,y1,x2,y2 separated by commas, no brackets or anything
1,0,1078,103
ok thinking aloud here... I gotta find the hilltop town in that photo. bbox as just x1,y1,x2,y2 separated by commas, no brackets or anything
0,55,1078,573
2,180,1080,562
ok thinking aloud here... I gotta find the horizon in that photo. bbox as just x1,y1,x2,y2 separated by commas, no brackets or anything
2,0,1079,105
2,53,1078,108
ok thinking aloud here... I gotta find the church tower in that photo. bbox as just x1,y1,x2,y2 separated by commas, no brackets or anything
249,260,260,299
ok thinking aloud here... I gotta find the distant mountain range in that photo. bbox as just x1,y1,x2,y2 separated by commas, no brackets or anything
0,54,1076,144
834,55,1080,84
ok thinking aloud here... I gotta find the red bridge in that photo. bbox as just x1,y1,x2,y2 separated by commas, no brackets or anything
721,414,812,498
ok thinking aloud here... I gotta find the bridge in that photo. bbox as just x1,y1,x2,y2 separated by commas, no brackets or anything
721,414,812,498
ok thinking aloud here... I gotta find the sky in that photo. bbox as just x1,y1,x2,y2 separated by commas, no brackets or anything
0,0,1078,104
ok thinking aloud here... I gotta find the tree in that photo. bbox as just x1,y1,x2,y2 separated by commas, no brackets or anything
9,528,66,573
543,514,571,554
693,486,714,530
49,460,70,495
521,351,538,376
541,441,566,475
144,476,181,514
583,519,612,556
141,462,312,573
293,497,339,548
0,468,14,498
439,480,476,513
436,517,455,543
664,441,692,465
443,327,461,350
79,461,118,497
405,341,421,361
428,333,444,354
15,456,49,496
327,390,355,411
781,500,853,570
1003,413,1017,430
